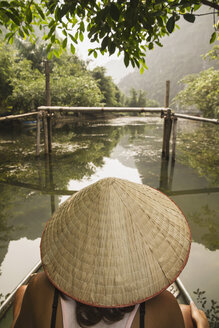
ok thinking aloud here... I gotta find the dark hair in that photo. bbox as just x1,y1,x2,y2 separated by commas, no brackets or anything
76,301,135,328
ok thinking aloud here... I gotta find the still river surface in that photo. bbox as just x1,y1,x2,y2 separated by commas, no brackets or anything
0,114,218,325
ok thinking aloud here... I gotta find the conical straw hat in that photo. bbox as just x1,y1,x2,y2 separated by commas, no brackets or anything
41,177,191,307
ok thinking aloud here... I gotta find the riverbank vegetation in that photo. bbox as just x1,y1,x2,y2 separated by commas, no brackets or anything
0,38,121,114
173,46,219,119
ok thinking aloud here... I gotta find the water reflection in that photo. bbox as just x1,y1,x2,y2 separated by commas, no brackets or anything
0,238,41,299
0,116,218,306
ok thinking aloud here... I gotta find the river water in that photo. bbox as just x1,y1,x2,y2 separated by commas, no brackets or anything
0,115,218,325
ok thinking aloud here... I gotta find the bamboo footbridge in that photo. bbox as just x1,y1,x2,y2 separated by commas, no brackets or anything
0,106,218,160
0,80,218,161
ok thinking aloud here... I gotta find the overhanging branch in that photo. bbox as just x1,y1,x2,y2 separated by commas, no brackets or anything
200,0,219,11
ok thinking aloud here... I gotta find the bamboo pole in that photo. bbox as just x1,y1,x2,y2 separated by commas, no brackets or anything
38,106,167,113
0,112,38,121
175,113,219,124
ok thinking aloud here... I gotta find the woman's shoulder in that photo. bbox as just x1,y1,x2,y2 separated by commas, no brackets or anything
132,290,185,328
14,272,63,328
27,271,52,287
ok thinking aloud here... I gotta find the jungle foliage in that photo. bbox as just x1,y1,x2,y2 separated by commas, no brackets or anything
173,46,219,118
0,37,160,114
0,1,218,71
126,88,159,107
0,38,125,113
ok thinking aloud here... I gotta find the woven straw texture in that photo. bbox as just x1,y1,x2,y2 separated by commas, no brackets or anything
41,177,191,307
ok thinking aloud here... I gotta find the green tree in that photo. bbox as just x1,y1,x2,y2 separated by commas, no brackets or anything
8,57,45,112
127,88,138,107
0,1,218,70
0,40,14,112
173,51,219,118
203,45,219,64
7,51,103,112
126,88,159,107
91,66,123,106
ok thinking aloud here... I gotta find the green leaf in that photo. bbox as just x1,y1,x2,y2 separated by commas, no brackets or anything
68,33,77,44
55,7,61,21
140,66,144,74
88,48,94,56
109,41,116,55
5,10,20,25
0,1,10,8
62,37,67,48
93,50,97,58
124,52,129,67
194,4,201,11
53,48,59,57
70,43,75,54
51,34,55,43
148,42,153,50
79,32,84,42
26,7,32,24
101,36,108,50
110,3,120,21
80,21,85,32
47,51,53,60
210,32,216,44
166,16,175,33
18,28,25,38
183,13,195,23
8,34,14,44
35,4,45,20
46,43,52,53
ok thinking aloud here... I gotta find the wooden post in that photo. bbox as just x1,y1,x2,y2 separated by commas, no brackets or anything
165,108,172,160
47,114,52,153
165,80,170,108
159,158,169,191
169,159,175,191
43,111,49,154
36,112,41,156
171,116,177,162
162,81,172,160
162,109,172,160
44,60,51,107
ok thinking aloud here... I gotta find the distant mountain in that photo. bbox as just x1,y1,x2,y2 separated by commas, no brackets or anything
114,8,217,105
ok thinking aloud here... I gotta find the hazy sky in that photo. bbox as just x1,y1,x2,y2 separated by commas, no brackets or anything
74,34,120,69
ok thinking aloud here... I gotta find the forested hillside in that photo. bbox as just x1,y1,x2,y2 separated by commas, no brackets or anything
118,10,217,106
